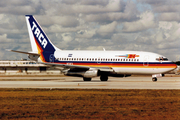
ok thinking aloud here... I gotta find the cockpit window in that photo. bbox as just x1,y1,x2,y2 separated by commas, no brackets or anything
156,57,168,61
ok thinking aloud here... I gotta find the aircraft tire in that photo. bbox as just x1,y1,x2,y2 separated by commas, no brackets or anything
83,77,91,81
100,75,108,81
152,77,157,82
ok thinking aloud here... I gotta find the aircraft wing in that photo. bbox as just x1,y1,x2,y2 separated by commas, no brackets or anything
8,49,114,72
37,62,114,72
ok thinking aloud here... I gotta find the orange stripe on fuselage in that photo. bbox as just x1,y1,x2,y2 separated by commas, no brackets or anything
34,37,46,62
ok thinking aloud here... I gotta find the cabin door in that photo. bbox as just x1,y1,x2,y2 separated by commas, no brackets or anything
143,55,149,67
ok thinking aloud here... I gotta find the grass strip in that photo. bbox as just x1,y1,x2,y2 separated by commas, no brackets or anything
0,89,179,119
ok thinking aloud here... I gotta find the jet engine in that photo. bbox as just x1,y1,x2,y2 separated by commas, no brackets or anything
83,70,98,78
63,68,99,78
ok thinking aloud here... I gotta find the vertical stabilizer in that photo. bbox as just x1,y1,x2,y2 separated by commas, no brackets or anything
25,15,60,62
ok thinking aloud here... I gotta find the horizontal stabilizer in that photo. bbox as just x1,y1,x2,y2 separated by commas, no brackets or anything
6,49,39,56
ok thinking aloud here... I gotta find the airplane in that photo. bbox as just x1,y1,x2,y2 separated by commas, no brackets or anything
9,15,177,82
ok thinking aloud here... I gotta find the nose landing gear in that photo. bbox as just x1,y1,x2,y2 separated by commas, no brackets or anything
152,74,164,82
152,77,157,82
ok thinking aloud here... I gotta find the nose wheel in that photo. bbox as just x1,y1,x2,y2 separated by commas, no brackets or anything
152,77,157,82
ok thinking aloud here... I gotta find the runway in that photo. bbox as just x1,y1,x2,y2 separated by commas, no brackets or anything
0,76,180,89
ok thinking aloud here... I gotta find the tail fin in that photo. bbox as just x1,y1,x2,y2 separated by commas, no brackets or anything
25,15,60,62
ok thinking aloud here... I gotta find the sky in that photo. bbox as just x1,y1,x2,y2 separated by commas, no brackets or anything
0,0,180,61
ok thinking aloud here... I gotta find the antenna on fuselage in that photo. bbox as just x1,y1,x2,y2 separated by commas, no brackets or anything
103,48,106,51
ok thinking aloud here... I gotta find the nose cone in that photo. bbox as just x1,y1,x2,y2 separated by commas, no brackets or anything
170,61,177,70
162,61,177,74
167,62,178,74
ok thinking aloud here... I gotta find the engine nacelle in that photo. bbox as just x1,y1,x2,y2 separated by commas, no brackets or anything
63,69,99,78
83,70,98,78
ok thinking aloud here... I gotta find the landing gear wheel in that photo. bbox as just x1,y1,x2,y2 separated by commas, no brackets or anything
100,75,108,81
152,77,157,82
83,77,91,81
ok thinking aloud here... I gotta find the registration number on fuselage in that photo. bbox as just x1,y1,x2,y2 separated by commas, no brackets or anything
66,63,73,65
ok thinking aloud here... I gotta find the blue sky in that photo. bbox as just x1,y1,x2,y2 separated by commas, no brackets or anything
0,0,180,61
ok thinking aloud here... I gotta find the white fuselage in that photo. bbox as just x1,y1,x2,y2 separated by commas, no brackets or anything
38,50,177,75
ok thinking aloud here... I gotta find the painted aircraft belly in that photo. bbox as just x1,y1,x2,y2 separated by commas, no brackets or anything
113,67,176,74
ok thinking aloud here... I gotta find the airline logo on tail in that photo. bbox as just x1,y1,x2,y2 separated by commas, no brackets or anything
26,15,55,52
31,22,47,48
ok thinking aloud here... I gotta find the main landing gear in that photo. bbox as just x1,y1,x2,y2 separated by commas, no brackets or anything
83,75,108,81
100,75,108,81
83,77,91,81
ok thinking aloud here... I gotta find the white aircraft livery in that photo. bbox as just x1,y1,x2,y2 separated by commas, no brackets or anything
10,15,177,81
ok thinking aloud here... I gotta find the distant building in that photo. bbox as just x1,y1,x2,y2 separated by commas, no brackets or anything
0,60,61,75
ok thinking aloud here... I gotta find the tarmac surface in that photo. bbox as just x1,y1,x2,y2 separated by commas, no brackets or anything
0,76,180,89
